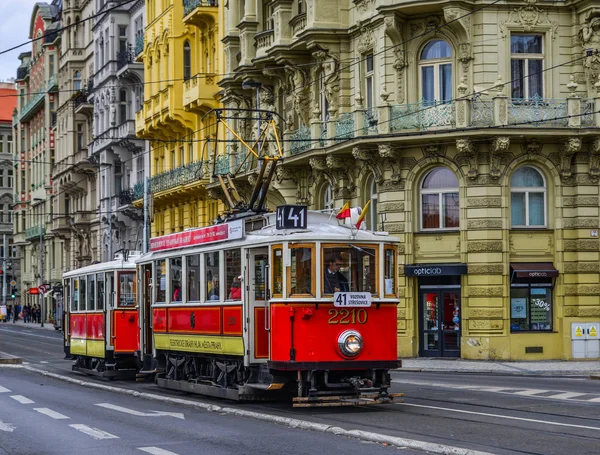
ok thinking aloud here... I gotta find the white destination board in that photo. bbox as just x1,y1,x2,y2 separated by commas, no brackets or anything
333,292,372,307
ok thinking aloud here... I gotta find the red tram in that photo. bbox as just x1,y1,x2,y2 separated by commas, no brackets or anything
63,251,140,378
136,208,403,406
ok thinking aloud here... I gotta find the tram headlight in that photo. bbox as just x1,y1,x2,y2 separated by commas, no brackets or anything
338,330,363,357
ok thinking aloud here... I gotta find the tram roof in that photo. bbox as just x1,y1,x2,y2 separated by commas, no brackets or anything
137,211,399,262
62,251,140,279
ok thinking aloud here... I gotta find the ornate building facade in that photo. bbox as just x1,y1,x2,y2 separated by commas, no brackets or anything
219,0,600,359
135,0,224,234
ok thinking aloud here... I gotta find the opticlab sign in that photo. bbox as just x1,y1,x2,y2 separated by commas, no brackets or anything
411,267,443,276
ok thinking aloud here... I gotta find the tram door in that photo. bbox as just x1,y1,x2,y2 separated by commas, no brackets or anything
139,264,153,360
247,248,270,362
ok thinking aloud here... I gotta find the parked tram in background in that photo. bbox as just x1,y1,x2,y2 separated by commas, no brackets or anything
63,251,140,378
137,207,403,406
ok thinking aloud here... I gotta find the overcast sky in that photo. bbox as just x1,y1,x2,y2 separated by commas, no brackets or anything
0,0,42,82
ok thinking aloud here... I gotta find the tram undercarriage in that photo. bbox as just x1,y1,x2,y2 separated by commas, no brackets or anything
71,353,139,380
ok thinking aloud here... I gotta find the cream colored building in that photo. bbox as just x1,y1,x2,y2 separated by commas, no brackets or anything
219,0,600,359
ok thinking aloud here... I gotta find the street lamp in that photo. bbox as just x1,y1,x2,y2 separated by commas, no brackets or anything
32,197,44,327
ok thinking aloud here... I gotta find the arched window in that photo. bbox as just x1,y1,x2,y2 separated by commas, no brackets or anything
510,166,546,227
420,167,459,230
419,40,452,104
183,41,191,81
366,175,378,230
322,184,333,211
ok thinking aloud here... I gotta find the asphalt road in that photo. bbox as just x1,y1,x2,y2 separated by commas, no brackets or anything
2,323,600,455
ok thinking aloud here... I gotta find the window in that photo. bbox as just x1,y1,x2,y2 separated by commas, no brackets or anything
384,247,396,296
96,273,105,310
170,257,182,303
319,70,329,123
88,274,96,310
272,245,283,296
186,254,201,301
73,71,81,91
72,278,79,311
225,249,242,301
510,166,546,227
297,0,305,14
49,55,55,77
263,2,274,31
419,40,452,104
119,272,136,306
119,89,127,123
289,245,313,296
80,277,87,311
155,260,166,303
511,284,552,332
322,245,376,295
366,175,378,230
7,170,12,188
364,53,374,110
77,123,84,150
205,251,220,301
420,167,459,230
322,183,333,211
119,25,127,55
511,34,543,99
183,41,191,81
0,169,3,187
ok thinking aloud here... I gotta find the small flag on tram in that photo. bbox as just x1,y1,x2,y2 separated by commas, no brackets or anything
355,200,371,229
336,201,351,219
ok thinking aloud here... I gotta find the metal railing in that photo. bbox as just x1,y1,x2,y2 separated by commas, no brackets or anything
507,94,568,127
118,188,135,206
135,34,145,56
25,225,45,240
184,0,218,16
117,44,136,70
19,88,45,121
290,125,311,155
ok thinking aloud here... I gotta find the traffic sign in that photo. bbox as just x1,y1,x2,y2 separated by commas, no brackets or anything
10,280,16,286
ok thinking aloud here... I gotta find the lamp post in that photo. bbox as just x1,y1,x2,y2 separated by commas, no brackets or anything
33,197,44,327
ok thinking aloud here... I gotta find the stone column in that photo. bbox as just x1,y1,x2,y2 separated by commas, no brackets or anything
492,75,508,127
455,76,471,129
566,76,581,128
377,90,391,135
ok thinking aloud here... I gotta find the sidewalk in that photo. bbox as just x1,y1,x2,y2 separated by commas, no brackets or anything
2,318,59,331
400,358,600,377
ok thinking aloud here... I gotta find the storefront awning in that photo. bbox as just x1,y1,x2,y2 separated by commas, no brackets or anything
510,263,558,279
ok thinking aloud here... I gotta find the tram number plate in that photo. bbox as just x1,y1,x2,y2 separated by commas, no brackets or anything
334,292,371,307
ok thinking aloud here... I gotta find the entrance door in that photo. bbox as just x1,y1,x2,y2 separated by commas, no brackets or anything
420,289,461,357
248,248,270,363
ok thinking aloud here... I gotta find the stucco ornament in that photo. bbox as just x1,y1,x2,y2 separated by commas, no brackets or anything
590,137,600,181
384,15,406,103
500,0,558,39
285,66,311,126
490,137,510,180
357,26,375,54
456,138,478,180
313,50,340,117
559,137,582,181
580,15,600,85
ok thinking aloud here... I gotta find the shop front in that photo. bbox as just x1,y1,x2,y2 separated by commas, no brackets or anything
405,264,467,358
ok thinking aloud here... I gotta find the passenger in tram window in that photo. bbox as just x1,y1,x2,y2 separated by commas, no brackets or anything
228,276,242,300
172,281,182,301
207,275,220,300
324,254,349,294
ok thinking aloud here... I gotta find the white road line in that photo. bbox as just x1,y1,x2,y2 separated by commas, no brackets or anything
69,424,119,440
400,403,600,431
10,395,34,404
0,421,16,432
34,408,70,420
40,361,48,364
95,403,185,419
138,447,179,455
587,397,600,403
545,392,587,400
513,389,548,396
0,385,11,393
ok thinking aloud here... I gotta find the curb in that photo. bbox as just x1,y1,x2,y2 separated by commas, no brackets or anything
395,368,591,377
0,351,22,365
590,374,600,380
18,365,495,455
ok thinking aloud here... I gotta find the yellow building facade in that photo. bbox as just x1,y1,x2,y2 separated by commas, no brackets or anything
136,0,224,233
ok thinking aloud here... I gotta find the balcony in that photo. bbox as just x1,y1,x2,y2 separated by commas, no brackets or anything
290,13,307,37
119,188,135,206
183,75,217,112
117,119,137,139
183,0,218,26
16,66,30,81
117,45,144,80
72,210,95,226
149,160,206,195
255,30,274,58
289,125,311,155
19,89,45,122
73,90,93,115
25,225,45,241
390,100,455,132
135,34,144,58
47,74,58,92
51,215,70,237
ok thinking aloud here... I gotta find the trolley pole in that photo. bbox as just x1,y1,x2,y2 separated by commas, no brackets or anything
2,234,6,308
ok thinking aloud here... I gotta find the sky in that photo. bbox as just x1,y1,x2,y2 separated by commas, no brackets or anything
0,0,41,82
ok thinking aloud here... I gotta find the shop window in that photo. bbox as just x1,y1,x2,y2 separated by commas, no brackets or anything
170,257,182,302
322,245,376,295
205,251,220,301
510,285,552,332
289,245,313,296
155,260,166,303
511,34,543,99
419,40,452,104
186,254,201,301
225,249,242,301
510,166,546,227
420,167,459,230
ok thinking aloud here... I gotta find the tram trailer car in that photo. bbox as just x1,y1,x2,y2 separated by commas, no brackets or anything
138,209,403,406
63,252,141,378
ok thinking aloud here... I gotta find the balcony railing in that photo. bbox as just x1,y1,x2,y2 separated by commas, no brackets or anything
290,125,311,155
135,34,145,56
47,74,57,92
184,0,218,16
507,95,568,127
19,88,45,122
255,30,274,51
390,100,455,132
119,188,135,206
25,225,45,241
290,13,307,36
16,66,29,80
146,160,206,195
117,45,136,70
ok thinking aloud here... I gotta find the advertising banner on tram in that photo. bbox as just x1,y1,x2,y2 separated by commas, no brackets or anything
150,220,244,252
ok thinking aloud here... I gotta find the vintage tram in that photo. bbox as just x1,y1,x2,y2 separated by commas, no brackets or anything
63,251,141,378
136,208,403,406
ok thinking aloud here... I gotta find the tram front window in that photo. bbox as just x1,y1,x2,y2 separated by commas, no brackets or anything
322,245,377,295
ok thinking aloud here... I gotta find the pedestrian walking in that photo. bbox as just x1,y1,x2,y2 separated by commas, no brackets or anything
5,305,11,322
35,304,41,324
14,303,21,322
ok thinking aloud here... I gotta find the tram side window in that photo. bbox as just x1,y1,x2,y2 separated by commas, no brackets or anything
187,254,201,302
72,278,79,312
225,249,242,301
106,271,114,309
88,274,96,311
272,246,283,297
205,251,220,301
156,259,166,303
119,272,136,306
322,245,377,295
384,247,397,296
290,246,313,296
170,257,182,302
97,273,105,310
80,278,87,311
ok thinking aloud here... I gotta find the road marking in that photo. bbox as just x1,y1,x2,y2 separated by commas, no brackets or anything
138,447,179,455
40,361,48,364
69,424,119,440
10,395,34,404
514,389,547,396
545,392,586,400
0,385,11,393
34,408,70,420
95,403,185,419
400,403,600,431
0,328,62,341
0,421,16,432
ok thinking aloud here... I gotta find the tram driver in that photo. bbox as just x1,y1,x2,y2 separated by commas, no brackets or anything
324,254,349,294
